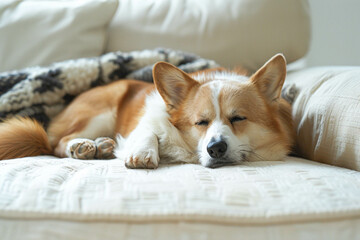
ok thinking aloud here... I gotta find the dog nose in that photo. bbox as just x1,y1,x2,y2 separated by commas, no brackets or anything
207,140,227,158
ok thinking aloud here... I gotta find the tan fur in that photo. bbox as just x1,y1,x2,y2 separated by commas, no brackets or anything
48,80,152,157
0,118,52,159
115,81,154,137
0,80,152,160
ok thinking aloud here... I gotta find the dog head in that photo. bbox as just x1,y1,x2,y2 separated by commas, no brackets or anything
153,54,293,168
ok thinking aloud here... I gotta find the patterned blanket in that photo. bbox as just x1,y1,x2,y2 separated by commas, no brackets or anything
0,49,218,127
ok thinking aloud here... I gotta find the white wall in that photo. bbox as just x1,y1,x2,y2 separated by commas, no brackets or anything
306,0,360,67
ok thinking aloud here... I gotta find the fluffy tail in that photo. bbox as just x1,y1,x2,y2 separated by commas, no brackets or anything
0,118,52,160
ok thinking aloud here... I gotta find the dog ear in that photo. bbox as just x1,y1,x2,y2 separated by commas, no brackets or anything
250,54,287,102
153,62,198,109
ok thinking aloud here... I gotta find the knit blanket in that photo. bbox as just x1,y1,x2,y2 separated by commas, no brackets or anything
0,49,218,127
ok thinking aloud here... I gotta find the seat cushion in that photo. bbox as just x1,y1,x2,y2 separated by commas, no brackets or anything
0,156,359,232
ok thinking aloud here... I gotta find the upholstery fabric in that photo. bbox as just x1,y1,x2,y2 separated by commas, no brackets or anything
0,156,359,240
0,0,118,72
106,0,311,71
286,67,360,170
1,216,360,240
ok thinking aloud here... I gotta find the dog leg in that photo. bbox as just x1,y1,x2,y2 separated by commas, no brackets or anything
50,110,117,160
116,131,159,169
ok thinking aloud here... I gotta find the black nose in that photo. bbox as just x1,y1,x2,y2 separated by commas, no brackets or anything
207,140,227,158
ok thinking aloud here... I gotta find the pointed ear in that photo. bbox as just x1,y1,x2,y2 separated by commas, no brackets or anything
153,62,198,109
250,54,287,102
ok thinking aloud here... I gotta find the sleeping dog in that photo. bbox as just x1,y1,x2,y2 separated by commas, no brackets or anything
0,54,294,168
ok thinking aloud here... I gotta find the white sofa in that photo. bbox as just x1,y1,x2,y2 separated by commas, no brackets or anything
0,1,360,240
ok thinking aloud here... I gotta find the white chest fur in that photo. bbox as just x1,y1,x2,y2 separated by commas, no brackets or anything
143,92,198,163
115,92,198,166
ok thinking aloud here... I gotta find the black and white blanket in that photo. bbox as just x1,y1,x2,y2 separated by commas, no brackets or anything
0,48,218,127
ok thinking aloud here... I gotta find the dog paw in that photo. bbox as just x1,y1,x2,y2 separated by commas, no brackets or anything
125,149,159,169
95,137,115,159
67,139,96,159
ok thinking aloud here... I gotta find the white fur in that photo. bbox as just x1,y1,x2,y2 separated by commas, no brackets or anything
77,110,116,139
197,80,251,167
209,81,223,118
193,72,249,83
115,92,197,167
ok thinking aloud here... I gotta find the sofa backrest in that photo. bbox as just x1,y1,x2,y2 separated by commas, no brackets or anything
0,0,118,72
0,0,310,72
106,0,311,71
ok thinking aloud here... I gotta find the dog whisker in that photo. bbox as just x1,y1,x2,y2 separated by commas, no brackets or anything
237,144,249,148
237,149,267,161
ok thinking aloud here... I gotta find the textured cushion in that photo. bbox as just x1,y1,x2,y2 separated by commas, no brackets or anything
286,67,360,170
0,0,118,72
0,156,360,240
106,0,310,71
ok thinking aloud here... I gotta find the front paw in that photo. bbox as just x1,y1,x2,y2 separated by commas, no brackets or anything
125,149,159,169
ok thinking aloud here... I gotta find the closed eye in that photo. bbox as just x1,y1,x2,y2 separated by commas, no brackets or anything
230,116,247,124
195,120,209,126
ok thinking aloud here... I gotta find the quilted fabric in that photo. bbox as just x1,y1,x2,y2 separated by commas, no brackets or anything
0,48,217,127
1,156,360,225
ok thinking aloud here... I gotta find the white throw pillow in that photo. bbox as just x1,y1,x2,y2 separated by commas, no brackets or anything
286,67,360,170
106,0,310,71
0,0,118,72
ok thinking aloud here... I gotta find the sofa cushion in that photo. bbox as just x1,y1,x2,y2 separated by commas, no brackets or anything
0,156,360,234
106,0,310,71
286,67,360,170
0,0,118,72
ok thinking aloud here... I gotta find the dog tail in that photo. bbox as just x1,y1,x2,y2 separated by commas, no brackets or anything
0,117,52,160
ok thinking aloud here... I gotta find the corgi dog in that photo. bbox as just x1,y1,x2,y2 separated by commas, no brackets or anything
0,54,294,168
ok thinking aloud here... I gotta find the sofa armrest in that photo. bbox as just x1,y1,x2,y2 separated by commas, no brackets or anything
284,67,360,170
